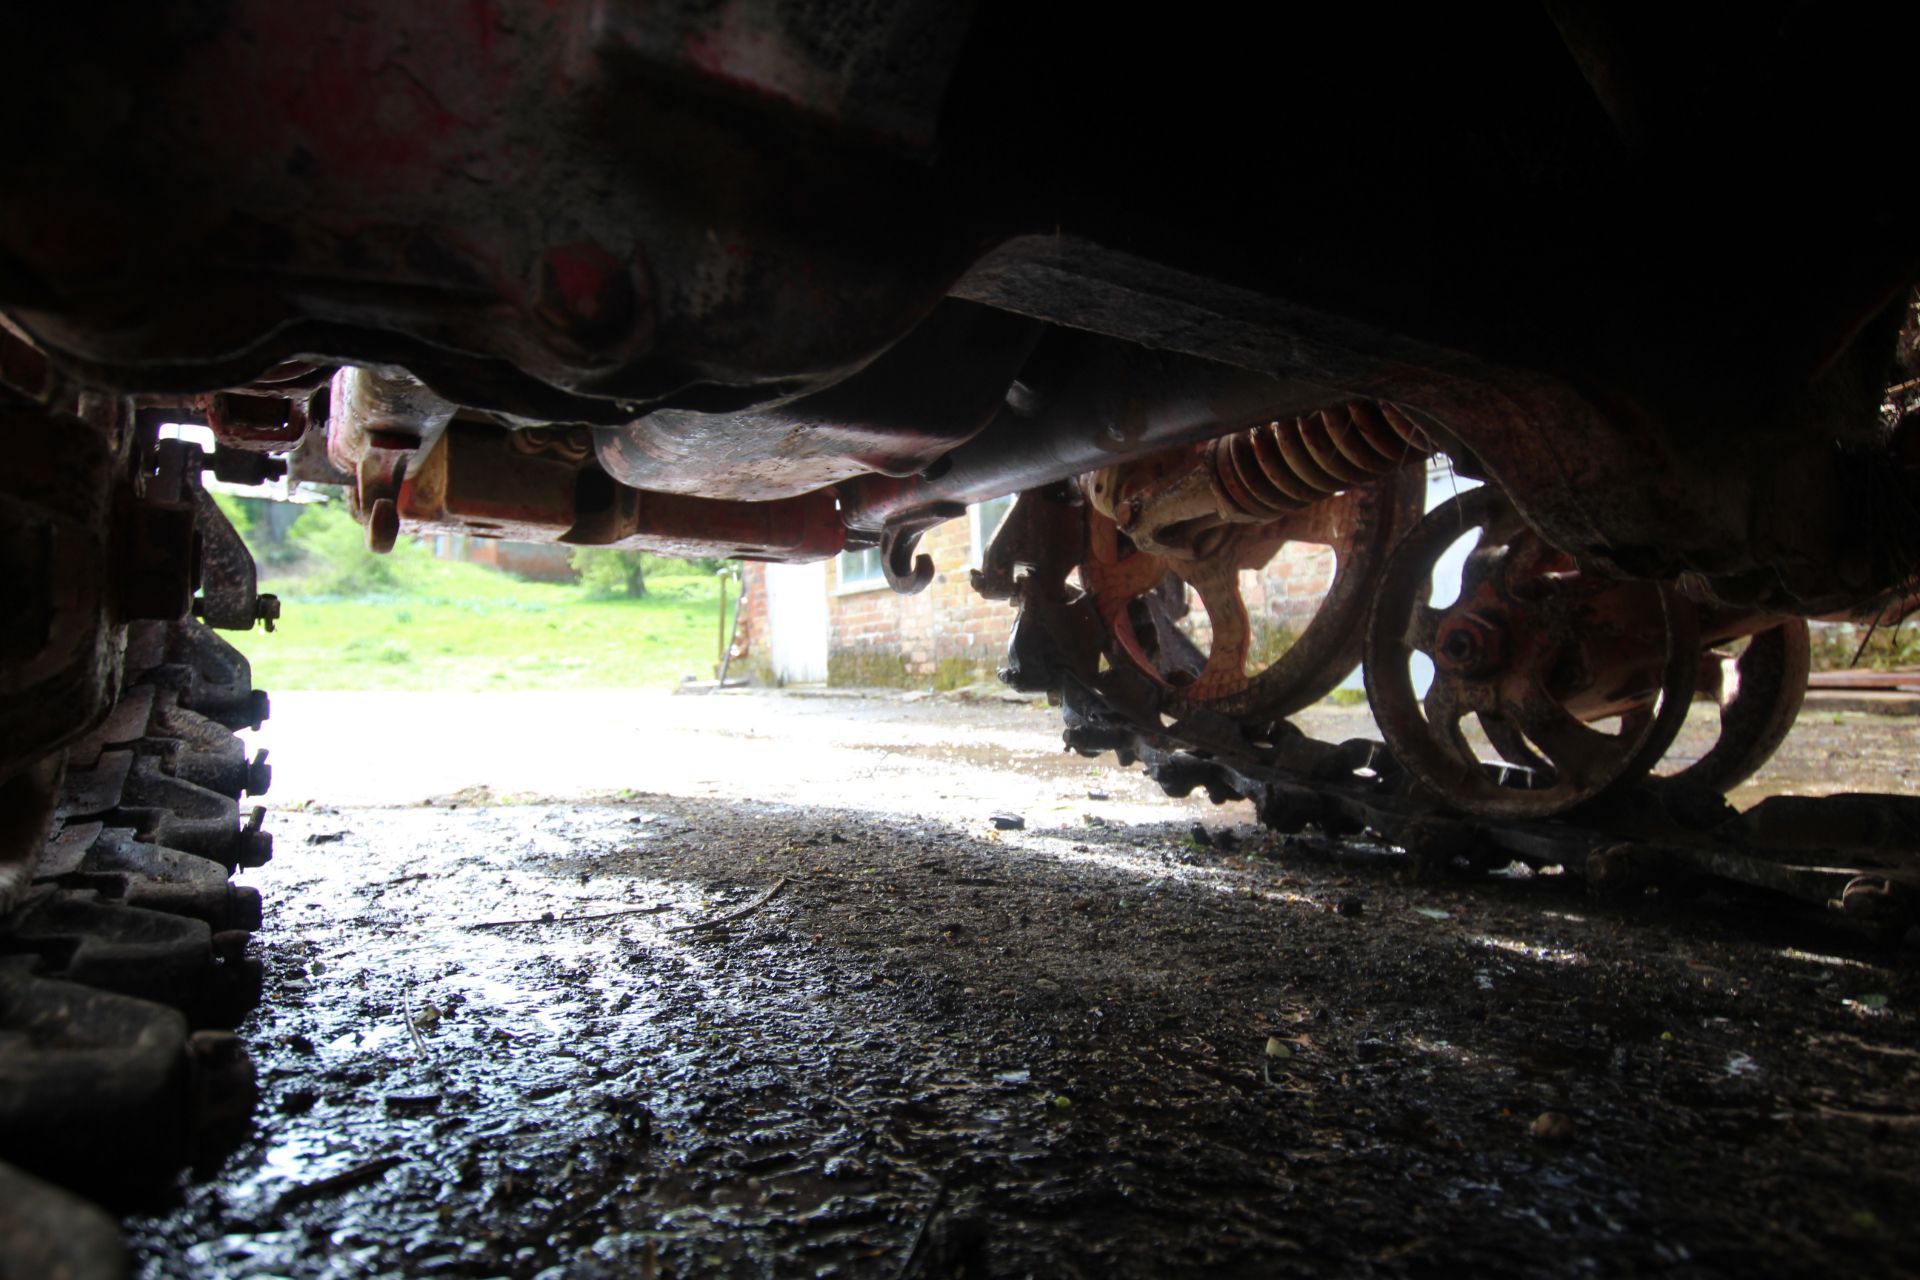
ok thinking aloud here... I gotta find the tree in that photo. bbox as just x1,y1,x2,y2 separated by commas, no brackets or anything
569,546,649,597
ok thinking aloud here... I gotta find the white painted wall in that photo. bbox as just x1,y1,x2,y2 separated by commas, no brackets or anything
763,560,830,684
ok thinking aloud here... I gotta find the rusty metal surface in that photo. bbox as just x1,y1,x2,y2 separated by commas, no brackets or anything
837,336,1344,537
2,4,1905,444
950,237,1910,609
1665,621,1812,792
1049,668,1920,933
203,389,310,453
322,365,460,555
395,421,846,563
593,300,1041,502
1364,487,1702,819
0,2,1912,596
0,408,123,783
1,606,273,1260
116,438,202,624
1202,403,1430,525
0,6,1909,585
1080,467,1424,718
190,490,267,633
984,474,1900,916
0,0,979,421
1051,403,1431,720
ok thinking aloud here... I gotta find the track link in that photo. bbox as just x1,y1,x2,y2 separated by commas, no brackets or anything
1055,675,1920,939
0,620,271,1276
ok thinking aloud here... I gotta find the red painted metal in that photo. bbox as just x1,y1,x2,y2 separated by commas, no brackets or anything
393,420,843,562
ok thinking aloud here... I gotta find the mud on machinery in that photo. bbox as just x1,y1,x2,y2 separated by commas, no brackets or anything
3,1,1920,1269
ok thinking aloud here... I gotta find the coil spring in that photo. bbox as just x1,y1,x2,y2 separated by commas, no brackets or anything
1209,402,1431,520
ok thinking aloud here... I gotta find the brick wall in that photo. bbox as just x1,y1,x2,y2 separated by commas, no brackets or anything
732,559,774,682
1179,543,1336,657
825,516,1017,687
737,523,1341,689
432,534,579,582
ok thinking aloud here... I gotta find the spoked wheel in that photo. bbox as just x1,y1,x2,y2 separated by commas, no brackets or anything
1080,466,1425,720
1364,487,1700,819
1660,618,1811,793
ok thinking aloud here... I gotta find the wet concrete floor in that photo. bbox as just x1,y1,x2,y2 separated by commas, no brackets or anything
129,691,1920,1278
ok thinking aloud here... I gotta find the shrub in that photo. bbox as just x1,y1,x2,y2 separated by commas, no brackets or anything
570,547,651,598
288,500,428,596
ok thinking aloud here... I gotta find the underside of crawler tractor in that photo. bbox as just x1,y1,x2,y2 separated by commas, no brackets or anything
4,1,1920,1269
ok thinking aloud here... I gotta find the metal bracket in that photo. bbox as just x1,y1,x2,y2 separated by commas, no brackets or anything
191,490,275,632
970,485,1084,601
879,502,964,594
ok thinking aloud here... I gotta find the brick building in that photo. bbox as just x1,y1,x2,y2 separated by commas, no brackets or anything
428,531,578,582
734,498,1018,687
733,495,1339,690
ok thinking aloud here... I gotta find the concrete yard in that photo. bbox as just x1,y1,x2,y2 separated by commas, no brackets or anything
129,690,1920,1278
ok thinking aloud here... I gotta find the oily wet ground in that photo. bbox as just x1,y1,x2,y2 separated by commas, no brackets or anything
127,693,1920,1278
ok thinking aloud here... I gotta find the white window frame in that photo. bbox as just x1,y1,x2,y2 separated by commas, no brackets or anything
967,495,1015,569
834,545,891,595
835,499,1014,593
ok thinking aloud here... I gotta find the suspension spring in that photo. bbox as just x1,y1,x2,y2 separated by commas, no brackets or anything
1209,402,1431,520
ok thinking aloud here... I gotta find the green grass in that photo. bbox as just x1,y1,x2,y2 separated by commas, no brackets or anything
238,555,730,692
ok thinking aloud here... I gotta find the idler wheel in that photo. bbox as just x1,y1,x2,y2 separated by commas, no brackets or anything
1081,466,1424,721
1364,487,1699,820
1659,619,1811,793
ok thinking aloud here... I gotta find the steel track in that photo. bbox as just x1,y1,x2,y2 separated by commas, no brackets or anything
1055,673,1920,938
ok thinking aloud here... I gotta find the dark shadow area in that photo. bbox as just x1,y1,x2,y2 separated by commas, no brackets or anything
126,794,1918,1278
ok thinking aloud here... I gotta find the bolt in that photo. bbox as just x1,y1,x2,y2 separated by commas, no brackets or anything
255,594,281,633
233,829,273,869
245,748,272,798
227,885,264,932
1439,629,1479,666
1433,611,1509,676
232,805,273,868
210,929,252,965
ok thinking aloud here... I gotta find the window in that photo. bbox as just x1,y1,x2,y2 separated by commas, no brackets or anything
836,497,1014,591
836,545,888,592
969,494,1014,565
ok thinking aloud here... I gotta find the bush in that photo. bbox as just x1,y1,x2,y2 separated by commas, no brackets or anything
570,547,652,598
287,500,428,596
211,491,304,569
1809,619,1920,671
211,490,258,538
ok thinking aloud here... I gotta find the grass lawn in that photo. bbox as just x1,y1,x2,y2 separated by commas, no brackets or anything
235,556,732,692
